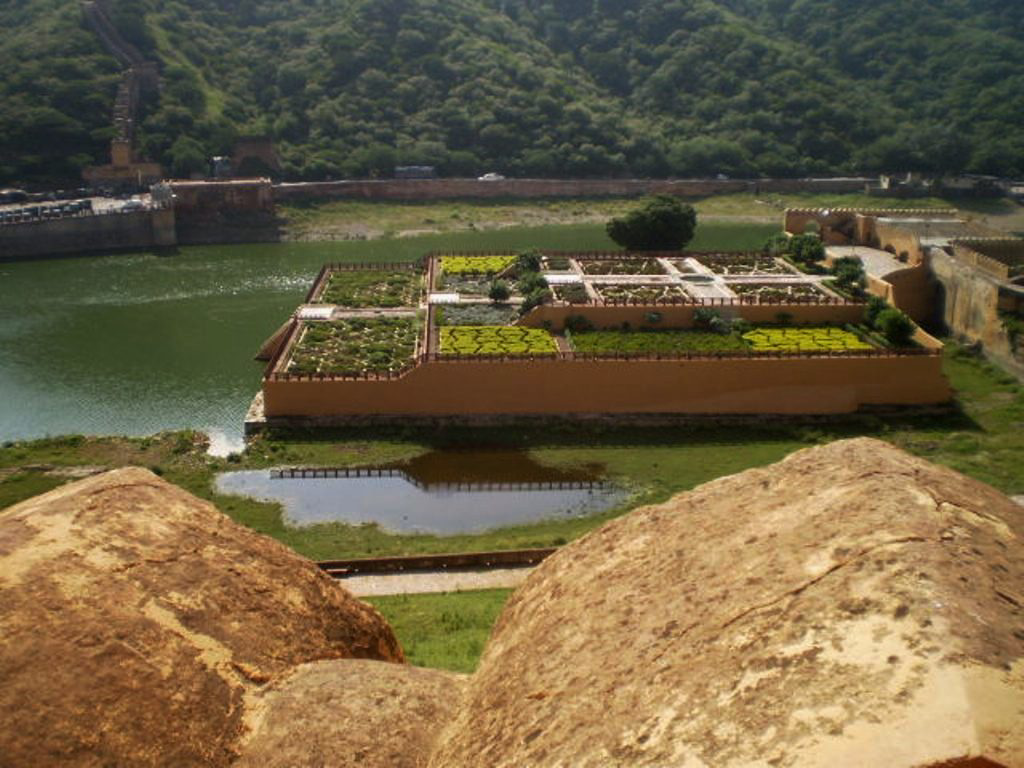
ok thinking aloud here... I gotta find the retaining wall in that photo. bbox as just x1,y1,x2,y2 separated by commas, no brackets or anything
262,353,950,418
272,177,870,203
0,209,175,259
931,249,1024,379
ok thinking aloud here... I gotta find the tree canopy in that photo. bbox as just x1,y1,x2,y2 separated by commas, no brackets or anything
606,196,697,250
1,0,1022,184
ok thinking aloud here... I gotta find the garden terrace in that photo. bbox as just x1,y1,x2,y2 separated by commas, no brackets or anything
307,263,425,309
252,258,949,424
552,284,591,304
568,329,751,355
280,317,420,378
742,326,875,353
439,254,517,276
593,284,691,304
727,283,831,302
436,304,520,326
700,254,799,276
439,326,558,358
578,258,666,276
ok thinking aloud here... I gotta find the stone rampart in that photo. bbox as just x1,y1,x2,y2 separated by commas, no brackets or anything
0,208,175,260
931,247,1024,378
272,177,869,203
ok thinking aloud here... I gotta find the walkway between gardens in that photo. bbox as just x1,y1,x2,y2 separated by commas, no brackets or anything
339,566,534,596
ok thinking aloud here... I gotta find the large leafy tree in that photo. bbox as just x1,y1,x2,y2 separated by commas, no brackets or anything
606,196,697,251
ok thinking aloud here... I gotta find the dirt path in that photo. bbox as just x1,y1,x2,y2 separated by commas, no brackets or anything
338,566,534,596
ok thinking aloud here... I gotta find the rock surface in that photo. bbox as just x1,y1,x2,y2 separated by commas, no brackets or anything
0,467,403,767
237,659,466,768
429,438,1024,767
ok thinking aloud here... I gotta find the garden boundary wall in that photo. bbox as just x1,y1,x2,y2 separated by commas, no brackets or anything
0,207,176,260
272,177,870,203
262,352,950,419
931,247,1024,379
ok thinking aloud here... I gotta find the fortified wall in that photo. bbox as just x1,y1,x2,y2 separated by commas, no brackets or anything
168,178,281,245
0,207,175,260
273,177,870,203
932,239,1024,378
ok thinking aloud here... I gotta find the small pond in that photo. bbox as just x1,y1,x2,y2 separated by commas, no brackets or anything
215,449,629,534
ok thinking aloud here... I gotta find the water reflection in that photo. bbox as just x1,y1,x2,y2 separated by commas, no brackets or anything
216,450,627,534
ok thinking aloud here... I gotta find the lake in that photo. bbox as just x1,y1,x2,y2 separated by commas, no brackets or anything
0,222,772,448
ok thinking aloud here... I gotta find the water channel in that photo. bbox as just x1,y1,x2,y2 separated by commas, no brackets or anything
216,450,629,534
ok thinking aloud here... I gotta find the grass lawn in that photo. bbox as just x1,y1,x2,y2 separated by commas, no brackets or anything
279,193,1023,242
366,589,511,673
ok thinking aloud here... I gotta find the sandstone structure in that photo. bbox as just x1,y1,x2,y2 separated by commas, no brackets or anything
430,438,1024,767
0,468,402,767
237,659,466,768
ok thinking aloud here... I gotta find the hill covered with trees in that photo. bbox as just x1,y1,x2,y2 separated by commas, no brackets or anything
2,0,1022,184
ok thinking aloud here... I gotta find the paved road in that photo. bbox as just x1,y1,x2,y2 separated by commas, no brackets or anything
338,566,534,596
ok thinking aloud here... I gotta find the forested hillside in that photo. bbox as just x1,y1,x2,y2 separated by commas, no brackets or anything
2,0,1022,184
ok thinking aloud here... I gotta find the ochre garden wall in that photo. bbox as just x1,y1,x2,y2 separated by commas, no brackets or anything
263,353,950,419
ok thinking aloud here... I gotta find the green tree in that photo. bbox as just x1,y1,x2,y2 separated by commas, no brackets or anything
168,136,207,178
832,256,867,294
606,196,697,251
488,280,511,302
876,308,915,346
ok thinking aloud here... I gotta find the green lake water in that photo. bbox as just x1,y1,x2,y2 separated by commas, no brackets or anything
0,222,774,450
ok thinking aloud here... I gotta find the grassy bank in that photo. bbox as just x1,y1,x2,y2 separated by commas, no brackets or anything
279,193,1023,241
366,589,511,673
3,343,1022,558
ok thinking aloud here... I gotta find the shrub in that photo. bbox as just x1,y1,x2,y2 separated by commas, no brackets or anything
709,316,731,334
519,287,552,315
516,249,542,273
762,233,790,257
876,308,915,346
787,234,825,264
692,307,720,330
832,256,866,293
488,279,510,302
775,312,794,326
517,271,548,294
864,295,888,327
730,318,751,335
644,311,663,324
565,314,594,333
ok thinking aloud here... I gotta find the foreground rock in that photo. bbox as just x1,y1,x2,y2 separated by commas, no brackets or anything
0,468,403,767
238,659,466,768
430,438,1024,767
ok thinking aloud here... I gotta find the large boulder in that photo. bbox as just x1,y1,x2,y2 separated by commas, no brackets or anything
237,659,466,768
0,467,403,767
430,438,1024,767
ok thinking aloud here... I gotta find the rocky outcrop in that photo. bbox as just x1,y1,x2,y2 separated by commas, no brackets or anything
0,468,402,767
237,659,466,768
430,438,1024,767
